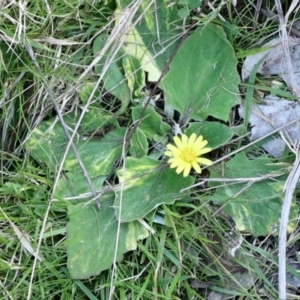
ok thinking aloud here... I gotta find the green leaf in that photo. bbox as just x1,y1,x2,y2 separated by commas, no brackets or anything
132,106,171,140
116,0,182,81
184,122,233,149
54,171,106,201
130,128,148,158
114,157,194,222
26,120,69,171
160,24,240,121
189,0,202,9
25,117,126,199
122,55,146,98
67,194,149,279
178,7,189,19
206,152,296,236
78,82,101,105
93,34,131,114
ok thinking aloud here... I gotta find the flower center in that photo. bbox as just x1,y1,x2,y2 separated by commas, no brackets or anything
180,147,197,163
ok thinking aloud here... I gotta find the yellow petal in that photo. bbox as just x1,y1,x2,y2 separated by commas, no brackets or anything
195,135,204,145
181,134,188,146
168,157,176,163
173,135,183,149
164,151,174,157
167,144,181,155
176,163,185,174
195,139,208,150
196,157,213,166
170,161,180,168
170,157,182,167
183,164,191,177
170,162,179,169
192,162,202,173
196,147,212,156
188,133,197,145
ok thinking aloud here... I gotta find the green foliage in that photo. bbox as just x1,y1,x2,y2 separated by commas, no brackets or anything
116,0,182,81
177,0,203,19
3,0,299,298
114,157,194,222
185,121,234,149
131,106,171,139
129,128,148,158
26,117,126,199
67,194,149,279
207,153,296,236
160,24,240,122
25,22,238,277
93,34,131,114
23,7,293,280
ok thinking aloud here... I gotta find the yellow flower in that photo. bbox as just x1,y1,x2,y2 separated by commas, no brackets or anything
164,133,212,177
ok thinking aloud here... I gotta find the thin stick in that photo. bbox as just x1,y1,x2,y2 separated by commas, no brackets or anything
278,132,300,300
274,1,300,297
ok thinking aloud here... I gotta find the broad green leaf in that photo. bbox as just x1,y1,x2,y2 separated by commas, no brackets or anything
25,117,126,199
160,24,240,122
130,128,148,158
178,7,189,19
26,120,70,171
206,152,295,236
116,0,182,81
132,106,171,140
93,34,131,114
54,171,105,201
189,0,202,9
56,129,125,198
114,157,194,222
67,194,149,279
184,122,233,149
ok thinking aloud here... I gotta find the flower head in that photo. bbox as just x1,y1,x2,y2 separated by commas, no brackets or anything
164,133,212,177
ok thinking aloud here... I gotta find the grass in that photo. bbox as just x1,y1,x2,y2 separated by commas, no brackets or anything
1,0,300,299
